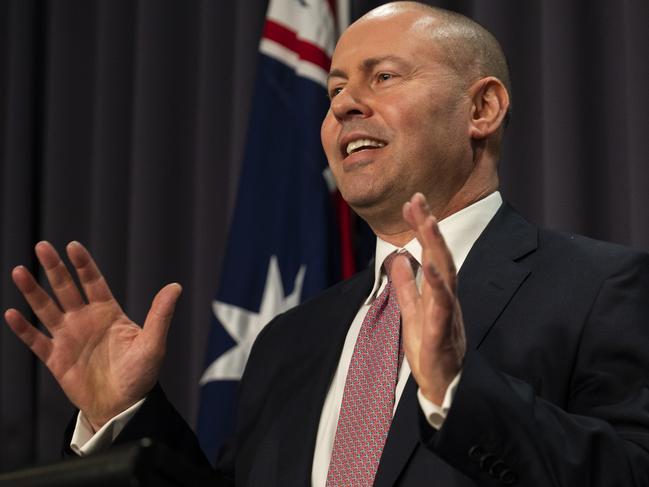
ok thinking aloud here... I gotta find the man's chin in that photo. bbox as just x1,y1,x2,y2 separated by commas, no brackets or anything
341,191,381,213
342,188,400,223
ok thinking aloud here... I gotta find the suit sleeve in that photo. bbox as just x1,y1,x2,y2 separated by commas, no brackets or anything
423,253,649,486
62,384,236,486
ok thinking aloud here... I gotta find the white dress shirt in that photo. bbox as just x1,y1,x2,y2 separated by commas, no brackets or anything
72,192,503,483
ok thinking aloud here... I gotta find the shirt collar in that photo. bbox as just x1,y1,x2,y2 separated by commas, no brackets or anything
366,191,503,304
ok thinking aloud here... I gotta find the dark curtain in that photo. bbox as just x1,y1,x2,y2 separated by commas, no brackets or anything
0,0,268,469
0,0,647,470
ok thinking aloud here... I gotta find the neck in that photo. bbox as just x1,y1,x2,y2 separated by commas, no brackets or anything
374,226,417,247
369,180,499,247
438,184,497,220
361,151,500,247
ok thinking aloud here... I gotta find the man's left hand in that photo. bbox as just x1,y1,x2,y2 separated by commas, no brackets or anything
391,193,466,406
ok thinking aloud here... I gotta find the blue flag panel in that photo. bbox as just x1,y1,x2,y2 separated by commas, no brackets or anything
197,0,345,463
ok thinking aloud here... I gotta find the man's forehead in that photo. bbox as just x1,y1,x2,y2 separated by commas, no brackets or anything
339,7,431,41
329,14,442,78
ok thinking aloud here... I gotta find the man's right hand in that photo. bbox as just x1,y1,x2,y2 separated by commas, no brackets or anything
4,241,181,431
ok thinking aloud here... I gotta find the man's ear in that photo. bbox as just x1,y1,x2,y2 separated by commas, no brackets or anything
468,77,510,139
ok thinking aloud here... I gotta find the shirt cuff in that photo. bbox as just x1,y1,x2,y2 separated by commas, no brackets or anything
70,398,146,456
417,371,462,430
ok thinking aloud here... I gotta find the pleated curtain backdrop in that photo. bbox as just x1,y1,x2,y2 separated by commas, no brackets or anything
0,0,647,470
0,0,267,469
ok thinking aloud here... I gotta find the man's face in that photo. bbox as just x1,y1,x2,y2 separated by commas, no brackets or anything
321,8,475,223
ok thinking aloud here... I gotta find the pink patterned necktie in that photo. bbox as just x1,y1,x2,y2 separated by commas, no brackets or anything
326,251,411,487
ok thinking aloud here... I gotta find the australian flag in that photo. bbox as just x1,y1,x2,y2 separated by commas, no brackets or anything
197,0,350,463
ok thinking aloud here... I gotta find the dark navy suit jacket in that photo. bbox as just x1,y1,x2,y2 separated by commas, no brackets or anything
68,203,649,486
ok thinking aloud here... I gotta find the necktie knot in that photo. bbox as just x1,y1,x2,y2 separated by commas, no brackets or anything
383,250,418,282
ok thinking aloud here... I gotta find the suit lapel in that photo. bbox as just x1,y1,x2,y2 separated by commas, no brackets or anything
458,204,537,350
373,375,420,487
373,204,538,486
276,268,375,486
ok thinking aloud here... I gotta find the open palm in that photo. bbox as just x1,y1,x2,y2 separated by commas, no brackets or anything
4,241,181,430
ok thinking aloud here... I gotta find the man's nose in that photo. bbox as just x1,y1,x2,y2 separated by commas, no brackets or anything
330,85,371,121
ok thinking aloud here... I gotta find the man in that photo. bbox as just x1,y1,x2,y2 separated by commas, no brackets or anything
5,2,649,486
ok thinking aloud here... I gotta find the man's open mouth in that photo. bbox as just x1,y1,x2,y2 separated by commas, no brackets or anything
345,138,386,156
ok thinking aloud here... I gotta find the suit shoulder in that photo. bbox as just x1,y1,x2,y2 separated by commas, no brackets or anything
249,267,372,350
535,226,649,278
239,268,372,394
283,267,373,319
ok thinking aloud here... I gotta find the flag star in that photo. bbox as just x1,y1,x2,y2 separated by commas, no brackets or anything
200,255,306,384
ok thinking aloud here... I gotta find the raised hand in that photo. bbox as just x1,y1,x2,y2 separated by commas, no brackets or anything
4,241,181,431
391,193,466,405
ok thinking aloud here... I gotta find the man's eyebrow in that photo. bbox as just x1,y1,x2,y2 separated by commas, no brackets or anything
327,55,411,84
327,68,347,84
361,55,410,71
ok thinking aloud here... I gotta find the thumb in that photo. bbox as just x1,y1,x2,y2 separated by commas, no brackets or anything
142,283,182,355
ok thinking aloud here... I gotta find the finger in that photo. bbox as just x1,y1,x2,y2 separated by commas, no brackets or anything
391,256,422,361
35,241,85,311
11,265,64,330
402,201,417,233
421,216,457,290
406,194,456,291
402,201,422,244
422,261,454,312
409,193,437,248
402,193,436,250
66,241,115,303
402,198,440,301
142,283,182,359
4,308,53,363
450,302,467,355
391,254,419,323
410,192,431,226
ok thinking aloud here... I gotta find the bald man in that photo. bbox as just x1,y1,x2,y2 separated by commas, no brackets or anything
6,2,649,486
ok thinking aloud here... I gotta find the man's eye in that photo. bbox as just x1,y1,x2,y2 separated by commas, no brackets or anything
329,87,343,98
378,73,393,82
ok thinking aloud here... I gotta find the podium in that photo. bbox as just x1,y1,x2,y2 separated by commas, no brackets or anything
0,439,218,486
